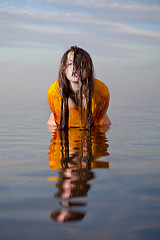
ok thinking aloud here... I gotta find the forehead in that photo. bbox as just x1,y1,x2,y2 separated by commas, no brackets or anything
67,51,74,62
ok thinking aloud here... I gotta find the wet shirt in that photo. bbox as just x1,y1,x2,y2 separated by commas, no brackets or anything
48,78,110,127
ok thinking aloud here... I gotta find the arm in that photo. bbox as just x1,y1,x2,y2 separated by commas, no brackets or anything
47,113,57,126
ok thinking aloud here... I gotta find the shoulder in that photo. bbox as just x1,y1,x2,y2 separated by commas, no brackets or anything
48,80,61,114
48,80,59,96
94,78,110,99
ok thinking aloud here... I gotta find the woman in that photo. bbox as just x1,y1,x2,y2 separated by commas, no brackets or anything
47,46,111,129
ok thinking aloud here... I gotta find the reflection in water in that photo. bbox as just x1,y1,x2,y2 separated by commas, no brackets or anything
48,127,110,223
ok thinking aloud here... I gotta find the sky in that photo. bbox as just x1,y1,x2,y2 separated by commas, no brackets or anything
0,0,160,107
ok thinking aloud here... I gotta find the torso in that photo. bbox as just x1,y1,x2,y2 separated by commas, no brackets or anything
48,78,110,127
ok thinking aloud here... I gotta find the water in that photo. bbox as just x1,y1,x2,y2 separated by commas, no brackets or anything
0,100,160,240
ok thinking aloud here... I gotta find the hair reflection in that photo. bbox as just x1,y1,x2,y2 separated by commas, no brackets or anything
48,126,110,223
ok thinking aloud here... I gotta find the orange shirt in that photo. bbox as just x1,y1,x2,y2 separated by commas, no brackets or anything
48,78,110,127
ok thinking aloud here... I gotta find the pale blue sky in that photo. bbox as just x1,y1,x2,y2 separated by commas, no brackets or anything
0,0,160,107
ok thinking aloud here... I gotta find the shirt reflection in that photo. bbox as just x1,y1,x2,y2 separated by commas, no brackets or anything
48,127,110,223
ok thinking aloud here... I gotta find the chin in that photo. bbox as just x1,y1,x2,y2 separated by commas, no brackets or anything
70,78,79,82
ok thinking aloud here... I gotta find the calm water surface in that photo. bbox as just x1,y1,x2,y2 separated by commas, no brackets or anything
0,100,160,240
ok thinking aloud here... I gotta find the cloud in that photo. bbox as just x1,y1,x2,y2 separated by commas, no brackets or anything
47,0,160,22
0,1,160,58
47,0,160,11
1,5,159,36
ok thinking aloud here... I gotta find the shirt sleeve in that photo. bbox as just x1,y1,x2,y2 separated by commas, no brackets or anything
97,90,110,125
47,81,61,125
48,84,54,113
94,79,110,125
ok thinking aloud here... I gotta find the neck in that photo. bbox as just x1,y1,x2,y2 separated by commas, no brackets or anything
69,81,80,93
68,81,87,109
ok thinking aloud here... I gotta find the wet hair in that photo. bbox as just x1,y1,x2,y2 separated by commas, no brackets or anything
58,46,94,130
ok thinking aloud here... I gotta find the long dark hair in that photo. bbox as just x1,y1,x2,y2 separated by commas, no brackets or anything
58,46,94,130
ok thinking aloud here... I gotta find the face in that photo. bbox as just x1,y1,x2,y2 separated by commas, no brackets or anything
65,51,86,83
